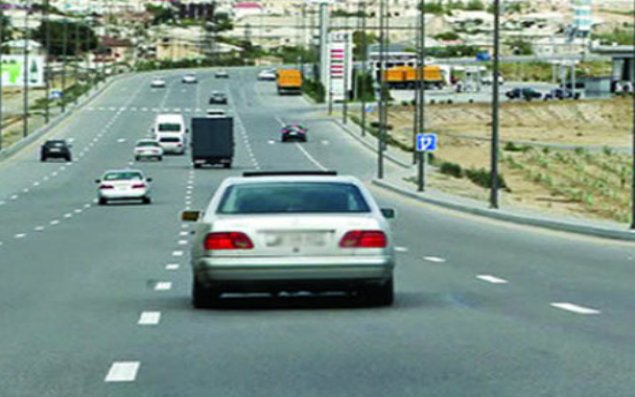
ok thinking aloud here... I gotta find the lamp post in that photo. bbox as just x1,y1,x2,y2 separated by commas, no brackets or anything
377,0,386,179
490,0,501,209
23,2,30,139
631,36,635,229
359,1,367,137
417,0,426,192
44,0,50,123
61,17,67,112
0,7,4,150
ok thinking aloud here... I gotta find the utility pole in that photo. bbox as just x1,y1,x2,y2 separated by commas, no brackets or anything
0,6,3,150
359,1,367,137
23,3,30,138
74,18,80,105
342,32,349,124
631,29,635,229
417,0,426,192
61,18,67,112
44,0,50,123
412,8,420,165
490,0,501,209
377,0,386,179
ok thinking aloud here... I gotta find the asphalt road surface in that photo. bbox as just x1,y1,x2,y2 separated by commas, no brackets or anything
0,68,633,397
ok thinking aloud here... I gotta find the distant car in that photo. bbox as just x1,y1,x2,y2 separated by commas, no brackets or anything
257,69,277,81
96,169,152,205
209,91,228,105
206,108,227,118
40,139,72,162
214,70,229,79
134,139,163,161
482,73,505,86
150,78,166,88
544,88,581,101
505,87,542,101
157,134,186,155
182,74,197,84
182,171,397,308
281,124,308,142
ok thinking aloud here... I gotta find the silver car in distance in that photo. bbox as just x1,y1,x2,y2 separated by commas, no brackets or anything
96,169,153,205
183,171,396,308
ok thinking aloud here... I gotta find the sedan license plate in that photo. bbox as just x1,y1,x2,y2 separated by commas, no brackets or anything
265,232,327,248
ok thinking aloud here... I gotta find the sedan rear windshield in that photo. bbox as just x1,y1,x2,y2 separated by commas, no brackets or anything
137,141,160,147
104,172,143,181
217,182,371,214
158,123,181,132
45,141,66,147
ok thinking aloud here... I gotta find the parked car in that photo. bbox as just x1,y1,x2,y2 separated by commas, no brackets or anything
544,88,581,100
281,124,308,142
481,73,505,86
134,139,163,161
182,171,396,308
505,87,542,101
40,140,72,162
214,70,229,78
96,169,152,205
209,91,228,105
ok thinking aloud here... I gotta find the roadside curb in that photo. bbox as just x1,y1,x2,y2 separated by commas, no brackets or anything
373,178,635,242
331,118,413,169
0,74,128,162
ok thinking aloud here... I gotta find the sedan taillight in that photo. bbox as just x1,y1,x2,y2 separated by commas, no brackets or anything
204,232,254,250
99,184,114,190
132,183,146,189
339,230,387,248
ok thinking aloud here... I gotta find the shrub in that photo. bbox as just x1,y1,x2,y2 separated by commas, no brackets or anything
440,162,464,178
504,142,531,152
465,168,509,191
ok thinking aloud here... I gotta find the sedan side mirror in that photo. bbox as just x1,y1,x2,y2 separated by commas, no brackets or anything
150,127,155,132
94,179,101,184
146,177,153,182
181,210,201,222
381,208,396,219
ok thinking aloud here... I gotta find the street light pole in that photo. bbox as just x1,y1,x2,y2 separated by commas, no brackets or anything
359,1,367,137
377,0,386,179
342,32,349,124
489,0,501,209
0,7,4,150
74,18,80,105
631,34,635,229
61,18,67,112
44,0,50,123
417,0,426,192
23,3,30,139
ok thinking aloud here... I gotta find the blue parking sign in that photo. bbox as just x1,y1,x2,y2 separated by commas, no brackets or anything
416,133,437,152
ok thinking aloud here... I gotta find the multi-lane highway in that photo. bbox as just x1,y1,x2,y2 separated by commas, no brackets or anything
0,68,633,396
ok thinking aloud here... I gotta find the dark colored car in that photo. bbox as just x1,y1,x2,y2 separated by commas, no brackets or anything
40,140,72,162
544,88,581,100
209,92,228,105
505,87,543,101
281,124,308,142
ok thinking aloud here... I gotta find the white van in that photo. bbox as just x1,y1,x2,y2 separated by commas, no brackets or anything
153,114,187,155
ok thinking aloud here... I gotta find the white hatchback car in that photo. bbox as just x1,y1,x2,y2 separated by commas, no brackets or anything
150,78,166,88
182,74,197,84
96,169,152,205
183,171,396,308
134,139,164,161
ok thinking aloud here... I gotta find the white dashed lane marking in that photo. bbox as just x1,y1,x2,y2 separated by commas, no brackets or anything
476,275,509,284
138,311,161,325
550,302,601,315
105,361,140,382
423,256,446,263
154,282,172,291
14,233,26,239
34,226,45,232
178,240,188,245
179,231,188,236
50,220,60,225
166,264,180,270
395,246,408,253
172,250,184,256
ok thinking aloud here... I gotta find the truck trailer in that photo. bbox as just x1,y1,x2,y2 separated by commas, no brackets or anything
191,117,234,169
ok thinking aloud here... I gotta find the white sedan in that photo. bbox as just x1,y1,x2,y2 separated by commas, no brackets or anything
96,169,152,205
182,171,396,308
150,78,166,88
257,69,277,81
182,74,197,84
134,139,163,161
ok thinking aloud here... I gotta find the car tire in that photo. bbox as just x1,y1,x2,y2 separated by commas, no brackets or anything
361,278,394,306
142,197,151,205
135,156,140,161
192,277,221,309
66,156,72,162
40,156,47,162
98,198,108,206
223,163,231,169
157,156,163,161
194,163,202,169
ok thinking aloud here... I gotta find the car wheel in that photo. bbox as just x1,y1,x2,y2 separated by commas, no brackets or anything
361,278,394,306
194,163,202,169
40,156,46,162
192,277,221,309
66,156,72,162
135,156,140,161
98,197,108,206
157,156,163,161
142,197,151,205
223,163,231,169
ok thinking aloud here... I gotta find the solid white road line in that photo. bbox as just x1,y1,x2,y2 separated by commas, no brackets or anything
550,302,601,315
138,312,161,325
105,361,140,382
395,246,408,252
172,250,184,256
476,275,509,284
166,264,180,270
154,282,172,291
423,256,446,263
295,143,328,171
